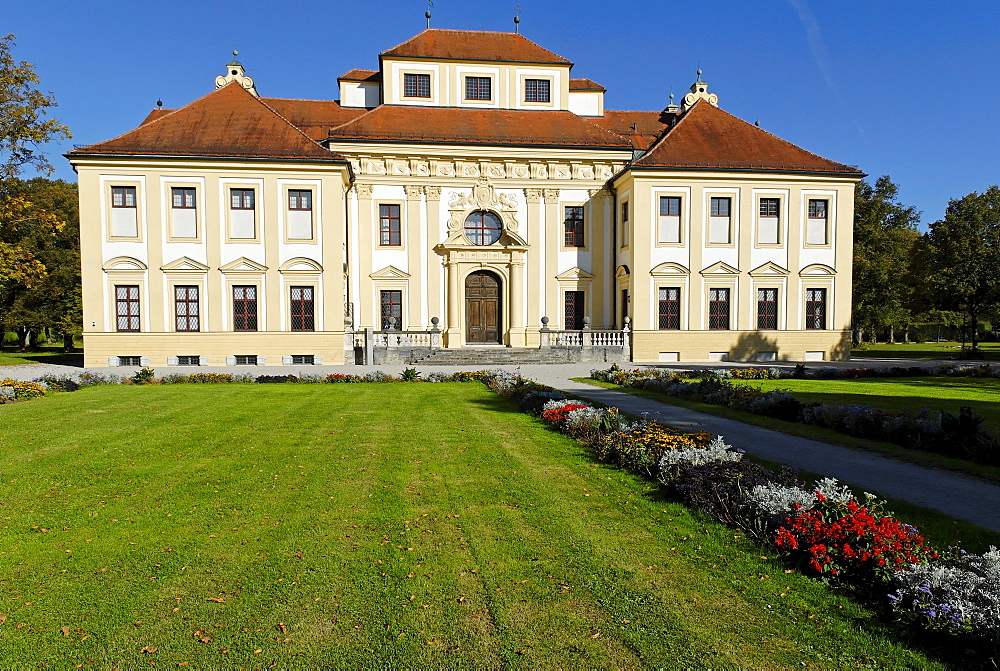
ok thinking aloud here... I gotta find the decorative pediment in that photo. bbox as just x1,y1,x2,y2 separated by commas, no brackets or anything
615,265,631,278
443,177,527,247
748,262,790,277
103,256,147,271
278,257,323,273
160,256,209,273
369,265,411,280
650,262,690,277
700,261,740,275
800,263,836,276
219,257,267,273
555,267,595,281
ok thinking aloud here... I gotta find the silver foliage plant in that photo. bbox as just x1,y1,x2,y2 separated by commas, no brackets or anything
657,436,742,483
743,477,856,525
889,547,1000,639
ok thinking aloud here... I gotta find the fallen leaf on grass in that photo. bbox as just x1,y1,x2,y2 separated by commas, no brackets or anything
140,646,157,654
0,616,6,624
61,626,70,636
206,597,225,603
589,633,600,639
277,623,287,634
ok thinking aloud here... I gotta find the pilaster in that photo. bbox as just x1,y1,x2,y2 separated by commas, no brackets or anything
543,188,560,326
404,185,423,329
354,183,374,328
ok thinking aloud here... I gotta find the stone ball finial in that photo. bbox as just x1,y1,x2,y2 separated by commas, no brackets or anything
540,316,549,326
583,316,591,326
697,69,702,76
430,316,440,326
233,50,239,57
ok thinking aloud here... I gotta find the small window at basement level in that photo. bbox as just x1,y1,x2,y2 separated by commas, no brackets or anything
291,355,314,365
234,355,258,365
118,356,142,366
176,356,200,366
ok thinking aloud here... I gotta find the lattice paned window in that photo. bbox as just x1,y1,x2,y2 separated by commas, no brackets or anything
230,188,255,239
111,186,138,237
658,287,681,330
806,288,827,329
232,285,258,331
288,189,313,240
380,290,402,330
807,199,829,244
379,204,401,246
708,288,730,330
115,285,140,332
709,197,731,244
564,206,584,247
465,76,492,100
290,286,315,331
758,197,780,245
658,196,681,244
174,285,200,332
403,73,430,98
564,291,585,330
524,79,550,102
757,288,778,330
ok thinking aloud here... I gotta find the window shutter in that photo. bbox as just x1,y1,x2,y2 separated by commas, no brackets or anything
199,356,208,366
226,355,236,366
256,355,266,366
167,356,179,366
282,355,292,365
140,357,150,367
313,355,323,365
108,356,119,367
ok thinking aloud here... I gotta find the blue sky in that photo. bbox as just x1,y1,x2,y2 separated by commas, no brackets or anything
8,0,1000,227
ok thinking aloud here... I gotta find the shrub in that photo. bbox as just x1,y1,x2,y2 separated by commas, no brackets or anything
0,379,47,400
519,390,567,416
672,458,798,528
184,373,234,384
130,367,156,384
36,376,80,392
400,367,421,381
325,373,360,383
255,375,298,384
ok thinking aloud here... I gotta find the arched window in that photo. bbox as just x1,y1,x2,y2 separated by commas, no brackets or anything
464,210,502,246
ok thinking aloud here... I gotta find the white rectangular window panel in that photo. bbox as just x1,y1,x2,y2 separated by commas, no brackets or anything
658,215,681,243
758,216,779,244
756,351,777,362
658,352,679,362
231,209,255,239
709,216,731,244
805,350,825,361
288,210,313,240
111,208,138,237
708,352,729,362
171,208,197,238
807,218,828,245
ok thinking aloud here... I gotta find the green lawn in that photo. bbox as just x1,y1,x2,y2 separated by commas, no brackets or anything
0,347,83,367
0,384,941,667
851,340,1000,360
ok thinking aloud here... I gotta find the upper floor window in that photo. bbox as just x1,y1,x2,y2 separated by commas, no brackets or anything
564,206,584,247
464,210,502,246
658,196,681,244
230,188,256,239
170,187,197,238
758,197,780,245
524,79,550,102
288,189,313,240
709,197,731,244
112,186,136,208
379,204,401,246
807,199,829,245
111,186,138,237
621,201,630,247
233,285,258,331
403,73,431,98
465,76,492,101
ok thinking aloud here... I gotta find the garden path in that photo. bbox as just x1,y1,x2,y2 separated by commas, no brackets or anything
4,359,1000,532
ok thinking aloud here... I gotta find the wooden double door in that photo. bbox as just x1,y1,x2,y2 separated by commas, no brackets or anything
465,270,501,344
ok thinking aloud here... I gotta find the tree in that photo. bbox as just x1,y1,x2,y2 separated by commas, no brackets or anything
0,34,71,180
852,175,921,344
925,186,1000,355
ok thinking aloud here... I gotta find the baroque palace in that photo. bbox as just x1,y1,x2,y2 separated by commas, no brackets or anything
67,29,862,368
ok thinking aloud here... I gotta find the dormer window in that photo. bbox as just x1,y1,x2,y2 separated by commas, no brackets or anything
525,79,550,103
403,73,431,98
465,76,492,101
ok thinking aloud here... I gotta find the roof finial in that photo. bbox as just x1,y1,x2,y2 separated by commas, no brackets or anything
156,98,163,109
514,2,521,33
426,0,433,28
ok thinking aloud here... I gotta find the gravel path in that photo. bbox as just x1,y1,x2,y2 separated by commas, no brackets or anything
4,359,999,532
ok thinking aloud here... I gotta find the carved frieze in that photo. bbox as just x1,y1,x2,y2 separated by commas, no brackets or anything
424,185,442,201
524,188,542,204
404,185,423,199
354,183,374,199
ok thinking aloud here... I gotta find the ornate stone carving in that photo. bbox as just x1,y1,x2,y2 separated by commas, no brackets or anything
524,188,542,204
588,188,611,201
487,164,505,178
512,165,530,178
443,177,526,245
437,163,455,177
354,183,374,199
404,185,423,199
554,165,571,179
424,186,442,201
367,160,386,174
542,188,560,203
530,163,548,180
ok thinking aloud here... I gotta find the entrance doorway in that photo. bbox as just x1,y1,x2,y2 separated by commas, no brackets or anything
465,270,501,344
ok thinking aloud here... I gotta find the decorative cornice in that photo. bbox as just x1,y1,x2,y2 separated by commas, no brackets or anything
424,185,442,201
588,188,611,201
542,188,560,203
404,185,423,199
524,188,542,204
354,183,374,199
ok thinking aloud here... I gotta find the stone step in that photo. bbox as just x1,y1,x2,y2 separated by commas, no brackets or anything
413,348,572,366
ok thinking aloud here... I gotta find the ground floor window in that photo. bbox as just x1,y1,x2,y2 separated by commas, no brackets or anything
115,285,140,332
757,288,778,330
233,286,258,331
290,286,315,331
658,287,680,330
174,285,199,331
380,290,402,330
806,288,827,329
564,291,585,330
709,288,730,330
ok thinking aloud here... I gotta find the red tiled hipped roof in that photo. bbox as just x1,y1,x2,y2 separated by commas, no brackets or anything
633,100,861,174
326,105,631,149
140,108,174,126
381,29,572,65
337,68,381,82
569,78,606,92
590,110,670,152
262,98,368,141
68,83,346,163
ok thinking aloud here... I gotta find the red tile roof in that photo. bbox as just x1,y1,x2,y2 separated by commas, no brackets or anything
632,101,862,174
140,108,174,126
68,83,346,163
569,78,605,92
381,29,572,65
326,105,631,149
589,110,670,152
338,68,381,82
262,98,367,141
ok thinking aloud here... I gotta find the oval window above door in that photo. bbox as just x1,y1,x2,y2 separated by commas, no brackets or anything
464,210,502,245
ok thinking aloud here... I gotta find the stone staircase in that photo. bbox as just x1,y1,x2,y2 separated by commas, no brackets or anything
413,347,576,366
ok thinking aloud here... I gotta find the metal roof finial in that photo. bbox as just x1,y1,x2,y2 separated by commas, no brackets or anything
514,2,521,33
426,0,433,28
156,98,163,109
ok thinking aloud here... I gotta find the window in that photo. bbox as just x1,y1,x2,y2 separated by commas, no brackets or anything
118,356,142,366
806,288,827,329
464,210,502,245
758,197,780,245
232,285,258,331
465,76,492,100
524,79,550,102
230,188,255,239
621,201,629,246
564,291,585,330
115,285,140,332
658,287,681,329
403,73,430,98
176,355,200,366
708,288,730,330
709,197,731,244
174,285,200,332
757,288,778,330
288,189,313,240
380,290,402,330
658,196,681,244
564,206,584,247
234,355,258,365
291,354,314,365
620,288,629,326
290,286,315,331
169,187,197,238
379,204,401,246
807,199,829,245
111,186,138,237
